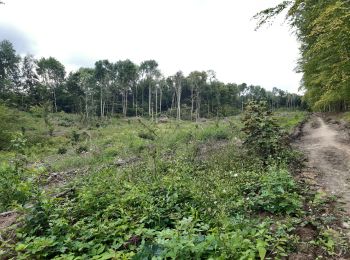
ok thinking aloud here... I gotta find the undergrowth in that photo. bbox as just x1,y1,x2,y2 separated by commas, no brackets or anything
1,106,346,259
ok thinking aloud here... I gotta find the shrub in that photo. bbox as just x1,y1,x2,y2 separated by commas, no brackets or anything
10,133,27,155
29,105,44,117
242,101,286,161
76,145,88,154
57,147,67,155
0,104,20,150
71,130,80,143
138,131,155,140
251,168,302,215
0,163,34,211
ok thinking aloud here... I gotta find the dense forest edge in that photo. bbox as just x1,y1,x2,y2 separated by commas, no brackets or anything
0,39,304,123
255,0,350,112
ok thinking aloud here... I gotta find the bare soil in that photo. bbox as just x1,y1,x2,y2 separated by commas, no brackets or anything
0,211,18,230
294,115,350,213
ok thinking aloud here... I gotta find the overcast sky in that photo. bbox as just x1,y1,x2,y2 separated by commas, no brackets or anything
0,0,302,93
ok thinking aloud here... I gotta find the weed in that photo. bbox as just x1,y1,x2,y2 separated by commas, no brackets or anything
76,145,88,154
57,147,67,155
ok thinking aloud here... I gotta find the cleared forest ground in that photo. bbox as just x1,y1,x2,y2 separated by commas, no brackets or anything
1,109,350,259
295,115,350,214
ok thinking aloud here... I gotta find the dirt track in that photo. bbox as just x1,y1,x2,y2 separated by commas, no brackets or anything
295,115,350,213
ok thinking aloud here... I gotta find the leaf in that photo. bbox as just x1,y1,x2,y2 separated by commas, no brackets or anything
256,239,267,260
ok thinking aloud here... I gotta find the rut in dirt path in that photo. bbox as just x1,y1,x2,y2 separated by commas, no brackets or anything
295,116,350,213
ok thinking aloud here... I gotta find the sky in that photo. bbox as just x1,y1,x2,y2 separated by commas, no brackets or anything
0,0,302,93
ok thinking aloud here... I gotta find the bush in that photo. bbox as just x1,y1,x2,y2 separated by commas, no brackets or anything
138,131,155,140
57,147,67,155
0,163,34,211
29,105,44,117
0,104,20,150
71,130,80,143
242,101,286,161
76,145,88,154
251,168,302,215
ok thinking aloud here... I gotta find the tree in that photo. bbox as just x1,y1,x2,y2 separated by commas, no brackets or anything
0,40,20,96
116,60,138,117
37,57,65,112
188,71,207,121
173,71,184,120
77,68,95,119
21,55,39,107
140,60,159,117
94,60,110,117
255,0,350,111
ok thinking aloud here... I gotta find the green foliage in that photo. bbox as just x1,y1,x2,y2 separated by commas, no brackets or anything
0,111,333,259
0,163,37,211
138,131,155,140
10,133,27,154
1,37,304,117
71,130,80,143
255,0,350,111
242,101,286,161
57,147,67,155
76,145,88,154
250,168,302,214
0,104,20,150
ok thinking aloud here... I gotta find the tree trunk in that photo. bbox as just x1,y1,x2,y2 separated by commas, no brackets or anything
148,82,151,117
191,87,194,121
53,88,57,113
196,90,200,122
135,84,138,117
177,88,181,120
100,84,103,117
159,87,162,115
85,92,89,119
155,86,158,122
124,89,128,117
141,86,144,116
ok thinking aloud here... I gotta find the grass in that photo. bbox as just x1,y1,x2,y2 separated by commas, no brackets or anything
335,112,350,123
2,108,347,259
274,110,307,133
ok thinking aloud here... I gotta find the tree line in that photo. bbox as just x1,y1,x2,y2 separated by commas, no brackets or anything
0,40,304,120
255,0,350,112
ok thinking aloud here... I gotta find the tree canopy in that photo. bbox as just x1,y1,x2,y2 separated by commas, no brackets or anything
0,39,304,119
255,0,350,111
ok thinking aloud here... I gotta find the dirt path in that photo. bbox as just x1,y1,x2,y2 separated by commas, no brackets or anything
295,115,350,213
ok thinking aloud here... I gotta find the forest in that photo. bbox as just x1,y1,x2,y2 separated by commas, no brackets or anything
1,0,350,259
255,0,350,111
0,39,303,120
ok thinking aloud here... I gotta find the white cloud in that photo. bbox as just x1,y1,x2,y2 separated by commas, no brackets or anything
0,0,302,92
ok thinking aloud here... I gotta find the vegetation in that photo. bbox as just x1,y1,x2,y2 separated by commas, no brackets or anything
255,0,350,112
1,103,347,259
1,2,349,256
0,39,303,124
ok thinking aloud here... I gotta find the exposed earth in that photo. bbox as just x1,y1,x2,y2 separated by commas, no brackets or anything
295,115,350,214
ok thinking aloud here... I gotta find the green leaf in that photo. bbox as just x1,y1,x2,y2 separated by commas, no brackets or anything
256,239,267,260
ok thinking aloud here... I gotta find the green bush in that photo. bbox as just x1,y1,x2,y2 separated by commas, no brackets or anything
0,163,35,211
71,130,80,143
251,167,302,214
76,145,88,154
138,131,155,140
0,104,20,150
57,147,67,155
242,101,286,161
